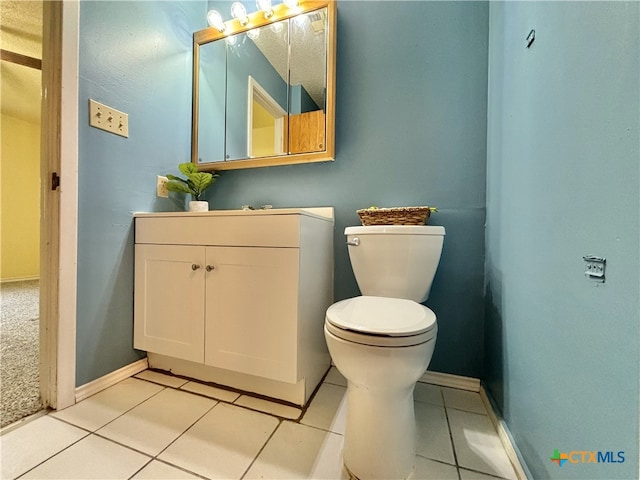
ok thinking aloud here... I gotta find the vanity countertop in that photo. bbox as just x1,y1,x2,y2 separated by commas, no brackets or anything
133,207,334,222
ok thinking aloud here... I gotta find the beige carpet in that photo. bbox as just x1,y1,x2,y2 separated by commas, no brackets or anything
0,280,43,427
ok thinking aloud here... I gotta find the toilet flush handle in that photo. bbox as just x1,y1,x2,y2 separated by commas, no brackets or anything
347,237,360,247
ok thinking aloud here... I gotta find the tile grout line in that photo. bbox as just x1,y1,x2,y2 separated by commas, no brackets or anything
238,418,284,479
415,452,457,469
151,399,221,459
458,465,514,480
52,381,168,435
126,456,155,480
138,374,305,422
93,384,169,432
443,398,515,480
47,414,94,434
14,427,92,479
88,399,220,480
441,388,462,480
16,371,512,479
145,457,212,480
50,392,221,479
298,417,346,437
446,405,489,416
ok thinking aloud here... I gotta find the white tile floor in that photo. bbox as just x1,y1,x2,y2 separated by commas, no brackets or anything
1,369,519,480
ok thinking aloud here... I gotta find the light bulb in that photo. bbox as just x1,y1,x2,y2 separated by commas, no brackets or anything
270,21,284,33
283,0,298,9
225,35,238,46
207,10,226,32
256,0,273,18
293,13,309,28
247,28,260,40
231,2,249,26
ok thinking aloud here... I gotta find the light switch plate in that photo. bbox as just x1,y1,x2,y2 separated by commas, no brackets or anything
89,99,129,138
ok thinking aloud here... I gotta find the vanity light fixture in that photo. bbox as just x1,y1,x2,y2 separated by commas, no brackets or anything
270,21,284,33
283,0,299,9
256,0,274,18
225,35,239,46
207,0,304,33
206,10,226,32
231,2,250,26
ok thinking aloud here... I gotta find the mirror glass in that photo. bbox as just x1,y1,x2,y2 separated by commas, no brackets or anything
226,19,289,160
197,39,226,163
192,2,335,170
288,9,327,154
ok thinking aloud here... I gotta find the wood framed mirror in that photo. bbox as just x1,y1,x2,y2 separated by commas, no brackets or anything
192,1,336,171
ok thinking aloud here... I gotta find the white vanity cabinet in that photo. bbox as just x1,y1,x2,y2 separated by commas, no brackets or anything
133,208,333,405
134,244,206,363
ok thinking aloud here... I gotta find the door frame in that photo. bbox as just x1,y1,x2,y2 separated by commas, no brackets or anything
246,75,286,158
40,0,78,410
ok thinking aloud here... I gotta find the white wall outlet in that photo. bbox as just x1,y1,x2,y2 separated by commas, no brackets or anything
157,175,169,198
89,99,129,138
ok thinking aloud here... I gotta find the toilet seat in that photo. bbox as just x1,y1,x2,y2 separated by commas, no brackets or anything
325,296,437,347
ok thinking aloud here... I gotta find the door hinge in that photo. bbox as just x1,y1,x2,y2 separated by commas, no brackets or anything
51,172,60,191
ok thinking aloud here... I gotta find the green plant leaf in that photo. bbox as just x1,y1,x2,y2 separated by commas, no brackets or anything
164,163,219,201
165,181,194,195
178,162,198,176
166,174,187,184
188,173,214,200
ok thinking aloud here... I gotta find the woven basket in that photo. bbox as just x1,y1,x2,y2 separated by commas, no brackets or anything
356,206,432,226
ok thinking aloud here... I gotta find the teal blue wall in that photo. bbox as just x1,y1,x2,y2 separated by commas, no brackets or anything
290,84,319,114
77,1,206,385
205,1,490,377
485,2,639,478
75,1,640,472
76,0,489,385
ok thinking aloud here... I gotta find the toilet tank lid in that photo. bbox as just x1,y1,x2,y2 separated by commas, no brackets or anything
345,225,445,236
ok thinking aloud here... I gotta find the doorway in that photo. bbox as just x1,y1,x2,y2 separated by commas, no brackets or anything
1,0,77,427
247,76,286,158
0,0,45,427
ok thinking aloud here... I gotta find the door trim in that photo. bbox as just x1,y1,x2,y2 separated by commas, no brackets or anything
247,75,286,158
40,0,78,410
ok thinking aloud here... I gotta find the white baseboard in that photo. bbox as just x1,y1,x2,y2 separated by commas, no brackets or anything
75,358,148,403
419,370,481,392
480,386,531,480
1,276,40,284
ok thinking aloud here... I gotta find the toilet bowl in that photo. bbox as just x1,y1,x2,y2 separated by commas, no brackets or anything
324,225,445,480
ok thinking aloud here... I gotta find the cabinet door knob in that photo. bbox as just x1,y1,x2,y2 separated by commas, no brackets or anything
192,264,201,270
206,265,215,272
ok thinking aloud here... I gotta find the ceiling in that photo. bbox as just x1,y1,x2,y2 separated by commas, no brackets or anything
252,9,327,109
1,0,43,125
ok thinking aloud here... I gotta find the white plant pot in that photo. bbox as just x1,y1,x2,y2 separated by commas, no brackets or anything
188,201,209,212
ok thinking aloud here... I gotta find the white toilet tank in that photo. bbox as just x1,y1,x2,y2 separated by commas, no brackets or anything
346,225,445,303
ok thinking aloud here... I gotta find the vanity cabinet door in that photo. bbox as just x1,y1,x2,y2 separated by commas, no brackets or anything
204,246,300,383
134,244,205,363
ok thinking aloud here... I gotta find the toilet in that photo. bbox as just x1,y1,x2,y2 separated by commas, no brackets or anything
324,225,445,480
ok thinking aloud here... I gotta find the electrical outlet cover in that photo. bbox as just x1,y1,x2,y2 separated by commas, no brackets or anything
157,175,169,198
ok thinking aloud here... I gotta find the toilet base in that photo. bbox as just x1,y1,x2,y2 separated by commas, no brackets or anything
343,382,417,480
325,326,435,480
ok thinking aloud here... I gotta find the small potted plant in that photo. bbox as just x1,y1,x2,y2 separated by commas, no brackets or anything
166,162,219,212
